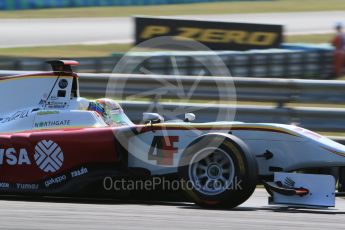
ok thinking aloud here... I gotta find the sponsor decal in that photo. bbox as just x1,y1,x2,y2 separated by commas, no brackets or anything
49,95,58,101
37,111,60,116
44,175,67,188
283,177,296,188
46,101,67,109
34,140,64,173
0,148,31,165
71,167,88,178
0,140,64,173
34,120,71,128
148,136,179,165
0,110,29,124
135,17,283,51
16,183,38,190
58,79,68,89
0,182,9,189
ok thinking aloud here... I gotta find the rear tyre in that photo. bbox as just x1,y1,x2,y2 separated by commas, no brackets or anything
178,133,257,209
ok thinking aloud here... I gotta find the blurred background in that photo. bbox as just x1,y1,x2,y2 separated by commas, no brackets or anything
0,0,344,78
1,0,345,141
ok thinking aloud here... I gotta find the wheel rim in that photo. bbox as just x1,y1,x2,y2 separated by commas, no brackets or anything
188,147,235,196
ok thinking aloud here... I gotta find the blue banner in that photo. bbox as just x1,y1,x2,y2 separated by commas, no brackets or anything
0,0,266,10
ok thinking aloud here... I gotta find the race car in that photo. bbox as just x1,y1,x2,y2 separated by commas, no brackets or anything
0,60,344,208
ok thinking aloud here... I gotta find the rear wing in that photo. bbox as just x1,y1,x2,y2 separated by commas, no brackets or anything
47,60,79,73
0,60,80,115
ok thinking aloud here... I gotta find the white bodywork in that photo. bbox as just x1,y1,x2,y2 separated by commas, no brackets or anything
0,74,74,115
272,172,336,207
127,123,345,176
0,73,107,133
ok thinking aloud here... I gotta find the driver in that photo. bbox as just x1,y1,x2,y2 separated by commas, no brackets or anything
87,98,131,126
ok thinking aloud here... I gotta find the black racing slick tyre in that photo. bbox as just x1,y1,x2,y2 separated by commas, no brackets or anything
178,133,258,209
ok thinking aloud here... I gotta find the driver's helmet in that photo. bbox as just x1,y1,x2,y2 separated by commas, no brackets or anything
88,98,124,125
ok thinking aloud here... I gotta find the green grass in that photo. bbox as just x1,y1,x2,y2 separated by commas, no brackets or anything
0,33,335,58
0,44,132,58
285,34,333,44
320,132,345,137
0,0,344,19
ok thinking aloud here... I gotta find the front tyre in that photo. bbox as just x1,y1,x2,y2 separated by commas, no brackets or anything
178,133,257,209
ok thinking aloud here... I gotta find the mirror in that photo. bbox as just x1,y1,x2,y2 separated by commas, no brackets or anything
142,112,164,124
184,113,196,122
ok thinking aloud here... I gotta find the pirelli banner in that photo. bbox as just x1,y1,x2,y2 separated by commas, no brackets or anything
135,17,283,51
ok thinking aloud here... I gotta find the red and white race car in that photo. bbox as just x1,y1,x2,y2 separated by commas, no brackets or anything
0,60,344,208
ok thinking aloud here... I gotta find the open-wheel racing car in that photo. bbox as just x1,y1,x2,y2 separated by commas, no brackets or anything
1,60,345,208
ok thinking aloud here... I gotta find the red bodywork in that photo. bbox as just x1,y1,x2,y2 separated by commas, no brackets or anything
0,127,119,184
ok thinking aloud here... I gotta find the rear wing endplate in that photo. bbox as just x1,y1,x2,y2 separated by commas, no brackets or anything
46,60,79,73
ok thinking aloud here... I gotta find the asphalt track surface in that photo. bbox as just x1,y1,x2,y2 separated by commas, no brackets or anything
0,11,344,47
0,189,344,230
